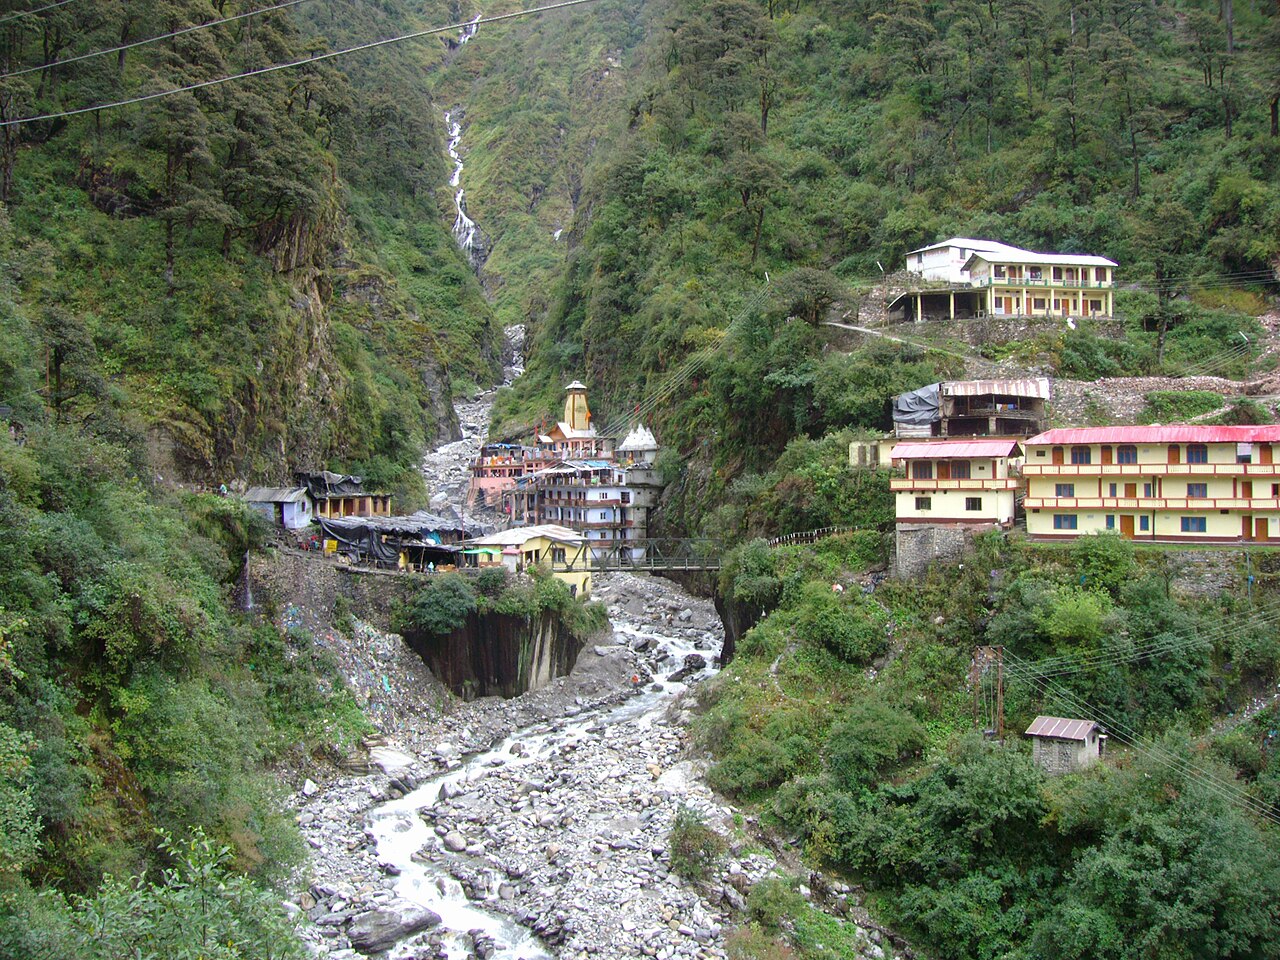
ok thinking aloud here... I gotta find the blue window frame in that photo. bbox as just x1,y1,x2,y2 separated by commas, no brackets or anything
1105,515,1115,529
1070,446,1092,465
1117,445,1138,464
1056,483,1075,497
1187,444,1208,464
1140,516,1149,531
1053,514,1078,530
1181,516,1207,533
1187,483,1207,499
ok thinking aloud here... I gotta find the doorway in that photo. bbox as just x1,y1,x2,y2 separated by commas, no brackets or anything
1120,515,1135,539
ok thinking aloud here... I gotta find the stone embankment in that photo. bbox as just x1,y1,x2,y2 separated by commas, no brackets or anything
283,574,899,960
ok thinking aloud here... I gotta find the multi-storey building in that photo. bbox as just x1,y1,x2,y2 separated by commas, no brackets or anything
963,249,1116,319
904,237,1029,284
890,439,1022,529
1024,425,1280,542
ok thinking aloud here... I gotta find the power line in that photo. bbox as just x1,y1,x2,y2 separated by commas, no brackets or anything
1003,652,1280,825
3,0,314,79
0,0,606,128
0,0,79,28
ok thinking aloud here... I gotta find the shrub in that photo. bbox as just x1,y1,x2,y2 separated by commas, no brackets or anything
746,878,806,930
668,806,724,882
474,566,509,599
1070,532,1135,597
1140,390,1223,424
826,699,927,790
793,584,886,665
400,574,477,636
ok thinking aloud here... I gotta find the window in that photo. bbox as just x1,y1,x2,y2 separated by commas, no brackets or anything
1056,483,1076,497
1071,446,1092,465
1090,299,1103,312
1095,266,1107,282
1029,268,1043,281
965,497,982,511
1237,442,1253,464
1053,514,1078,530
620,492,631,504
912,461,933,480
1140,516,1149,531
1053,267,1063,281
1033,297,1046,310
1187,444,1209,464
1144,483,1153,497
1117,445,1137,464
951,460,971,479
915,497,932,510
1109,483,1118,496
1181,516,1207,533
1273,484,1279,497
551,547,567,563
1187,483,1208,499
1106,515,1115,529
994,264,1006,278
1053,299,1061,310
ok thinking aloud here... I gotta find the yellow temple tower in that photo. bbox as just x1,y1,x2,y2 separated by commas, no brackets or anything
563,380,592,433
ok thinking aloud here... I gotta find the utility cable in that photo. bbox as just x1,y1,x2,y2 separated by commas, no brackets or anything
3,0,314,79
1003,652,1280,824
0,0,79,28
0,0,606,128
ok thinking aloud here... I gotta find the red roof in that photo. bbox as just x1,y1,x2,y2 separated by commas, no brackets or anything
1027,425,1280,446
1025,716,1097,741
891,439,1021,460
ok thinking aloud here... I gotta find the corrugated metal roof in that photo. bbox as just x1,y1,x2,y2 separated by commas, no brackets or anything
1027,425,1280,445
244,486,309,504
942,378,1051,399
964,249,1117,267
466,524,584,547
1026,716,1097,741
906,238,1031,257
891,439,1021,460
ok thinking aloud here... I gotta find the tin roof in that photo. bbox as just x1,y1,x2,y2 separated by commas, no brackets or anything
1025,716,1098,741
941,378,1051,400
244,486,309,504
1027,425,1280,446
891,439,1021,460
466,524,585,547
906,237,1030,257
963,249,1117,268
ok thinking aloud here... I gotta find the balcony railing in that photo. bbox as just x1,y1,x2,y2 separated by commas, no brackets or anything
891,478,1018,491
1025,497,1279,511
978,276,1112,289
1024,462,1279,477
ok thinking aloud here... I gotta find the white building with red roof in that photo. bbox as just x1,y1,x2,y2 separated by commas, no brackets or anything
1023,425,1280,542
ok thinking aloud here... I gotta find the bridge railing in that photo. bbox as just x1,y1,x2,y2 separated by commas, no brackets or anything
767,525,864,548
551,538,724,572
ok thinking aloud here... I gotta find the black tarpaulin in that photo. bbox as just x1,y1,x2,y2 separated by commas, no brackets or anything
318,518,400,564
893,383,941,426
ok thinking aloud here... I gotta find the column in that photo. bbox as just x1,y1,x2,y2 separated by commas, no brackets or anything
949,292,955,320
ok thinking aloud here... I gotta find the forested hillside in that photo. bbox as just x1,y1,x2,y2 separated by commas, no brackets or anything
497,0,1280,522
0,1,502,953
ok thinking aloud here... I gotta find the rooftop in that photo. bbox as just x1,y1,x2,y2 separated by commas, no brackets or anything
1025,716,1098,741
1028,425,1280,446
941,378,1051,400
906,237,1031,257
891,439,1022,460
244,486,309,504
467,524,585,547
963,249,1117,269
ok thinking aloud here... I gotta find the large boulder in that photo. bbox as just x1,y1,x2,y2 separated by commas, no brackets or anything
347,900,442,954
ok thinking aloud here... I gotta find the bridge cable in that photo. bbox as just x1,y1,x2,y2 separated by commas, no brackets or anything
0,0,79,28
0,0,607,128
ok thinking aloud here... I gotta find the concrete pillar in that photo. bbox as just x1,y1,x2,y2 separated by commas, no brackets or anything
949,292,955,320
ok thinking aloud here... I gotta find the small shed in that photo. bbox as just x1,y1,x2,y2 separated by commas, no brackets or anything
1025,716,1104,775
244,486,312,530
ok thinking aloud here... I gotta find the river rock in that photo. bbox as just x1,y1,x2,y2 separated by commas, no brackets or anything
346,901,441,953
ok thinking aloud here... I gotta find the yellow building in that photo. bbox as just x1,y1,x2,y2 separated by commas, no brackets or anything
890,439,1022,528
1024,426,1280,542
963,249,1115,319
464,524,594,597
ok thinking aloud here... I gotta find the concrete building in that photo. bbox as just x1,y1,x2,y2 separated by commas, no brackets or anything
963,249,1116,319
297,471,392,519
893,378,1050,439
243,486,313,529
536,381,616,459
462,524,593,597
1023,425,1280,543
905,238,1030,284
890,439,1022,529
1026,716,1104,775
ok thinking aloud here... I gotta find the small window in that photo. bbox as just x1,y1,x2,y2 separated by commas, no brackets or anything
1109,483,1118,496
1053,267,1063,281
994,264,1006,278
951,460,971,479
912,461,933,480
965,497,982,511
1070,446,1092,465
1273,483,1279,497
1033,297,1046,310
1105,515,1115,529
1187,444,1209,464
1144,483,1153,498
1117,445,1137,464
1237,442,1253,464
1187,483,1207,499
915,496,931,510
1140,516,1150,531
1181,516,1207,533
1053,514,1078,530
1095,267,1107,282
1056,483,1075,497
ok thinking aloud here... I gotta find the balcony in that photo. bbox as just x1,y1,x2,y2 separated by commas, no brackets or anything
1023,462,1280,477
890,478,1018,491
1025,497,1280,511
976,276,1112,290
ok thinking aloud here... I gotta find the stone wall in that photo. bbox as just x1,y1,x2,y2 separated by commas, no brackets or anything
893,524,984,578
